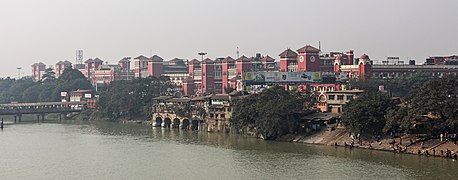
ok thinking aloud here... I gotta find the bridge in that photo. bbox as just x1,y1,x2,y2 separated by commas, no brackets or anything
0,101,87,122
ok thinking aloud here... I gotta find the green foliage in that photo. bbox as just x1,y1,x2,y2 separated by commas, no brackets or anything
232,86,313,140
384,75,458,133
350,72,433,97
41,68,56,84
341,91,395,134
0,67,92,103
409,75,457,129
97,77,173,120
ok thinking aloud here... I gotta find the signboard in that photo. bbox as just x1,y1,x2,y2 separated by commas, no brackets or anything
244,72,321,85
61,92,67,97
84,94,92,99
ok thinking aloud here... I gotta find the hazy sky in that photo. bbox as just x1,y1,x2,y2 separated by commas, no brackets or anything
1,0,457,77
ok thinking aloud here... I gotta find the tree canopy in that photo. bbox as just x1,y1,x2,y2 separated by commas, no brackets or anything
232,85,314,140
341,91,395,134
0,67,92,103
385,75,458,133
97,77,173,120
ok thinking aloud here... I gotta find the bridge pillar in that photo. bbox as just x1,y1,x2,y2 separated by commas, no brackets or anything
14,116,17,123
41,114,45,121
18,114,22,123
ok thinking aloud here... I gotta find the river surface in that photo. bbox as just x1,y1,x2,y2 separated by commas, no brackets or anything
1,121,457,180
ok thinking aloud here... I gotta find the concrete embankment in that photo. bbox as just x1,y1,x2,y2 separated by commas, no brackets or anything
285,128,458,160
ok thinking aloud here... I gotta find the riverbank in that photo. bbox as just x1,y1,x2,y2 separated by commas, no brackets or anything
281,128,458,160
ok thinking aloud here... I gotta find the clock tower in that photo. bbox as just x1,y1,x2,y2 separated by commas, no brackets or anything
297,45,320,72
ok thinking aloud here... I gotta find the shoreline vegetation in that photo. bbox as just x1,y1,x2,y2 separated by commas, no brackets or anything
1,68,457,162
232,74,457,160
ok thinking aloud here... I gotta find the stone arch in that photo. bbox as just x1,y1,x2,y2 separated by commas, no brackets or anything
153,117,163,127
191,119,199,131
163,118,172,128
172,118,180,128
181,119,190,129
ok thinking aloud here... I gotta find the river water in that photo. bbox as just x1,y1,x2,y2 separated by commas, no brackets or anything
1,121,457,180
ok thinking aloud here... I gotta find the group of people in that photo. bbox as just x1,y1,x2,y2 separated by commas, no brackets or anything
418,148,458,161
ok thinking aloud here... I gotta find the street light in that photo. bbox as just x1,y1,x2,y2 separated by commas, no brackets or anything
16,67,22,79
198,52,207,61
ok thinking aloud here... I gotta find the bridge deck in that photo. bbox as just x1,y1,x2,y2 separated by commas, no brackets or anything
0,101,87,115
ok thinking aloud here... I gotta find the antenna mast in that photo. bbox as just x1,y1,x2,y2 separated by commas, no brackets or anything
236,47,240,59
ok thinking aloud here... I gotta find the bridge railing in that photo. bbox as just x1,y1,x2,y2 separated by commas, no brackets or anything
0,102,87,115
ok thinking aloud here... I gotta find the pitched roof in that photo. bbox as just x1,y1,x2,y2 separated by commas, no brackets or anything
56,61,63,65
222,56,235,63
63,60,72,64
202,58,214,64
297,45,320,53
150,55,164,62
236,55,251,62
93,58,103,63
189,59,201,65
134,55,149,60
279,49,298,58
84,59,94,63
261,55,275,62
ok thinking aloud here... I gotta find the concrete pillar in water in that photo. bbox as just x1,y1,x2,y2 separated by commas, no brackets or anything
18,114,22,123
41,114,45,121
37,115,40,122
14,116,17,123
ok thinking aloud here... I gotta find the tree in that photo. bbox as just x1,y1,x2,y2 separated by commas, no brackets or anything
58,67,87,83
22,85,43,102
41,68,56,84
407,75,458,130
341,91,395,134
232,85,313,140
97,77,173,120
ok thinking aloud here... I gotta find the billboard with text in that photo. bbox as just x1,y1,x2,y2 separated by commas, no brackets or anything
244,72,321,85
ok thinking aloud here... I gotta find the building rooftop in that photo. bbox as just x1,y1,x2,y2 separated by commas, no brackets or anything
152,96,173,100
202,58,214,64
327,90,364,94
236,56,252,62
297,45,320,53
212,94,230,101
167,98,191,103
222,56,236,63
279,49,298,58
134,55,149,60
151,55,164,62
261,55,275,62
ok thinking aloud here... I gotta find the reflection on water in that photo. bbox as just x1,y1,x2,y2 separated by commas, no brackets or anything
1,121,457,180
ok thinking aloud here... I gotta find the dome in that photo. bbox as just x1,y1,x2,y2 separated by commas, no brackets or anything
360,54,370,60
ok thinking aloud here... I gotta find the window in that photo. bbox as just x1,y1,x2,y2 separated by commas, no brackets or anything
347,95,354,100
337,95,344,100
328,95,335,100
